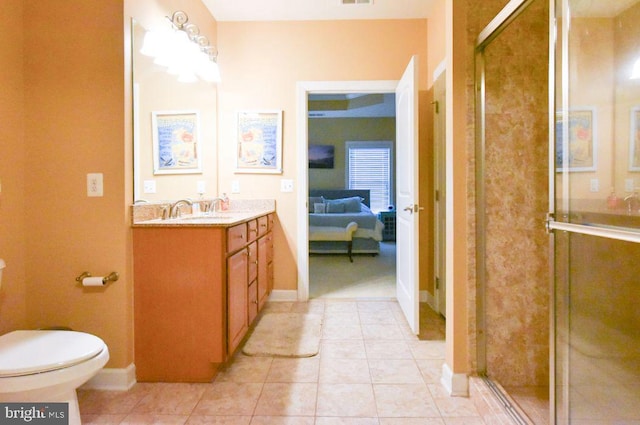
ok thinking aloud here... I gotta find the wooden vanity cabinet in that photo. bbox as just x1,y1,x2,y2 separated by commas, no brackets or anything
133,212,274,382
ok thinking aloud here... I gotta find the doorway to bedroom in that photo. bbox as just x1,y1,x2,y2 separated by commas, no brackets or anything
307,92,397,299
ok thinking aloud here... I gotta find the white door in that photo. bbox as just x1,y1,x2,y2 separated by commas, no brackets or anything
395,56,420,334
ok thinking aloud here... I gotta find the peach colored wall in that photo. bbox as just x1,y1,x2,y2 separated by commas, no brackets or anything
417,0,445,299
0,0,28,334
445,0,470,378
22,0,129,368
132,21,218,202
427,0,446,85
216,20,428,291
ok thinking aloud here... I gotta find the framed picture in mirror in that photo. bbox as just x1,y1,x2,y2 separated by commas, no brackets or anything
630,106,640,172
555,107,597,172
235,110,283,174
152,110,202,175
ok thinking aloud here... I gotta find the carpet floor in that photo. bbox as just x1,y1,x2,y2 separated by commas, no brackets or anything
309,241,396,299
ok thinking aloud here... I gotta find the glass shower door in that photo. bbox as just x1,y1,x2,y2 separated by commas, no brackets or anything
551,0,640,422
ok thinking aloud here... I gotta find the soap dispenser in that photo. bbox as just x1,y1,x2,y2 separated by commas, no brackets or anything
606,187,619,209
221,193,229,211
0,259,5,290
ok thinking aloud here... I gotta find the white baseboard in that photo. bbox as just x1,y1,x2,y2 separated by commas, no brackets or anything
81,363,136,391
268,290,298,301
420,290,437,311
441,362,469,397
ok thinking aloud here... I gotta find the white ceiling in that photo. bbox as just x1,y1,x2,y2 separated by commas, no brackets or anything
202,0,435,22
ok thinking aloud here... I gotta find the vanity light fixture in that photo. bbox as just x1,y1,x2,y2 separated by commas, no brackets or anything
631,57,640,80
141,11,221,83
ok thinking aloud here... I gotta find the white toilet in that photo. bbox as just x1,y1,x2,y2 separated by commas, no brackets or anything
0,260,109,424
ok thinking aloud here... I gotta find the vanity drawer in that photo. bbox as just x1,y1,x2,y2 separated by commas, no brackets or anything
227,223,247,253
248,281,258,324
247,219,259,242
248,241,258,282
257,216,269,236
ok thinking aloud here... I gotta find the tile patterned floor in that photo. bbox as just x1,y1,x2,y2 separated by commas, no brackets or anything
78,300,516,424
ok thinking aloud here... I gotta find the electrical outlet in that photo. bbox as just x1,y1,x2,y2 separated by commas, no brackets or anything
281,179,294,192
143,180,156,194
231,180,240,194
590,178,599,193
87,173,103,197
625,178,635,192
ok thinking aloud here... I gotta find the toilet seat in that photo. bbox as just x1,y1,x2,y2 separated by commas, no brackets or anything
0,330,106,378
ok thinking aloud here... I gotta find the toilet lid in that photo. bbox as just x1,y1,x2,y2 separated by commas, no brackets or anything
0,330,106,377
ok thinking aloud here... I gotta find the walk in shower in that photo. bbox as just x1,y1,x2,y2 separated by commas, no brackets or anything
477,0,640,423
475,0,551,423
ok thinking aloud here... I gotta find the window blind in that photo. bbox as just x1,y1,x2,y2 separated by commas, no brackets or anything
347,144,392,213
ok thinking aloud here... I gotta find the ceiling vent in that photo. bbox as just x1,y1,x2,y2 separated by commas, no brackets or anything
341,0,373,4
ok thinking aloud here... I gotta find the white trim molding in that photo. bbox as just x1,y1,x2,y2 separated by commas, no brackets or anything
296,80,398,302
441,362,469,397
433,59,446,82
81,364,137,391
420,290,437,311
268,290,299,302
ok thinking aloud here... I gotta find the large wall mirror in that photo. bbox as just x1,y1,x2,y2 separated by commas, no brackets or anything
132,19,218,203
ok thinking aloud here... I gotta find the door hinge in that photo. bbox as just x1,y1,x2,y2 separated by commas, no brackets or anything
435,190,439,201
435,276,440,289
432,100,439,114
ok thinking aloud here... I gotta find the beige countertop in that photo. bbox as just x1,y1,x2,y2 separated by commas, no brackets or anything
131,199,275,228
132,209,275,228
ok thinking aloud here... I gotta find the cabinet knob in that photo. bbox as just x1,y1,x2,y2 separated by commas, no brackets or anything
253,260,259,265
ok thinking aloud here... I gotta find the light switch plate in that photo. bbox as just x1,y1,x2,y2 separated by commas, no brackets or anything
87,173,103,197
625,178,635,192
590,178,599,193
281,179,294,192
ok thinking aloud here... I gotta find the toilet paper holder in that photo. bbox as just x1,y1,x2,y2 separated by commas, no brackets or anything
75,271,119,285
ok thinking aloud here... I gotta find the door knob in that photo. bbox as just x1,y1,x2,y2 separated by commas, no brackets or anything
404,204,423,213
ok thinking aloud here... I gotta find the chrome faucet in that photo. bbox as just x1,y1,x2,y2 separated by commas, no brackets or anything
623,192,639,214
169,199,193,218
208,197,225,213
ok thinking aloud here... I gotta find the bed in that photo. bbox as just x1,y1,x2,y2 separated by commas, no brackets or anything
308,189,385,255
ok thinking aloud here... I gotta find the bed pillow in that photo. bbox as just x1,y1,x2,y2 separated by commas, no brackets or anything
325,201,345,213
309,196,324,205
314,203,326,214
324,196,362,213
360,203,372,214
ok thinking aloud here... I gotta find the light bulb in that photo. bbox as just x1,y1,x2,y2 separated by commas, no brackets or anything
631,57,640,80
